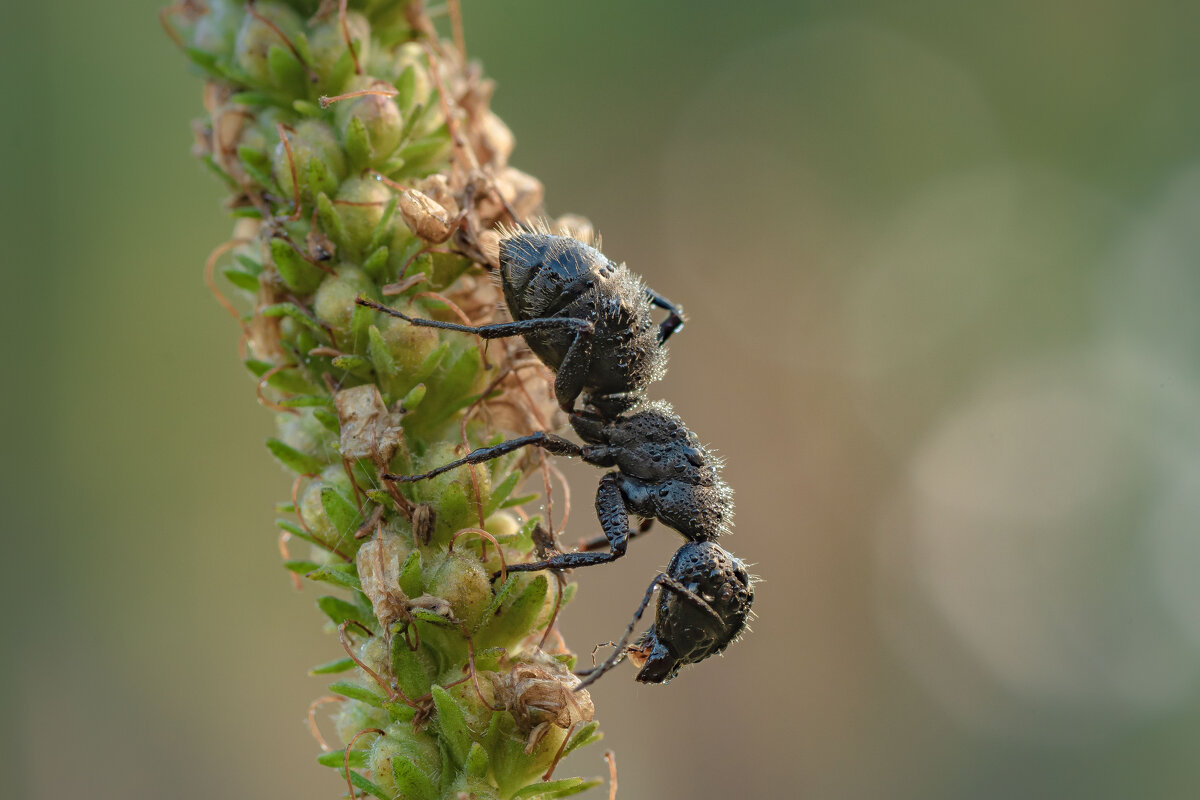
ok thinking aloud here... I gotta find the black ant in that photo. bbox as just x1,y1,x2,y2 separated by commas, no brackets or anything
357,229,684,418
355,230,753,685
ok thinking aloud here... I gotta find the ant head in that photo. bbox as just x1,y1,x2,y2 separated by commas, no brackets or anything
632,542,754,684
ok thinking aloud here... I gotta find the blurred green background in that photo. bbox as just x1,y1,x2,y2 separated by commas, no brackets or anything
5,1,1200,797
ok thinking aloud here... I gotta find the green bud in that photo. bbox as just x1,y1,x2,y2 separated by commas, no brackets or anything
369,723,442,800
392,43,433,111
276,409,338,467
484,511,520,540
335,76,404,166
424,550,492,630
299,466,355,554
189,0,240,60
273,120,346,205
410,441,491,511
313,265,373,339
233,2,303,87
331,699,388,748
378,312,440,380
334,177,393,259
307,10,371,81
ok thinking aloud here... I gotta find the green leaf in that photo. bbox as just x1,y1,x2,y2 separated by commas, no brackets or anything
399,551,423,597
367,325,396,386
376,154,407,175
396,136,449,170
276,519,317,548
245,358,273,378
562,720,602,758
418,344,481,427
313,408,341,432
362,245,390,283
438,745,454,794
390,630,431,700
320,486,361,537
398,91,436,146
306,563,361,590
393,65,416,110
270,238,324,294
316,192,347,249
500,492,539,510
512,778,604,800
317,595,372,628
464,741,489,780
294,98,323,116
474,574,517,633
347,770,390,800
266,43,306,95
485,471,522,517
391,754,438,800
283,559,320,575
384,700,417,723
328,681,385,708
222,268,260,292
327,48,355,95
331,354,375,379
266,365,319,394
266,438,322,475
411,608,453,625
400,382,426,411
307,155,338,200
261,302,329,338
431,686,472,767
368,197,398,253
345,115,371,173
316,748,369,769
200,154,240,191
433,482,469,540
277,394,333,408
238,145,276,191
235,254,262,274
184,47,219,73
414,341,449,381
230,91,277,107
348,301,374,356
309,657,356,675
477,575,548,650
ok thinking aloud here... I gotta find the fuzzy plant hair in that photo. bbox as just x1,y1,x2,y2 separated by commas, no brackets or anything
163,1,613,798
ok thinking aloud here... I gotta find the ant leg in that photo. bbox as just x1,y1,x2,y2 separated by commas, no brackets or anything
508,472,630,572
580,517,653,552
357,297,593,340
552,327,594,412
385,432,582,483
644,287,685,344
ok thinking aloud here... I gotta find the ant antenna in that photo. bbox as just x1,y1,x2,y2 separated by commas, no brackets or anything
574,574,722,691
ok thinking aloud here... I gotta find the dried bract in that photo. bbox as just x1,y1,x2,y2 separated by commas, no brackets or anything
491,650,595,753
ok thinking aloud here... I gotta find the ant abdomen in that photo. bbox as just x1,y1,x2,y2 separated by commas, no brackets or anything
499,232,670,417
